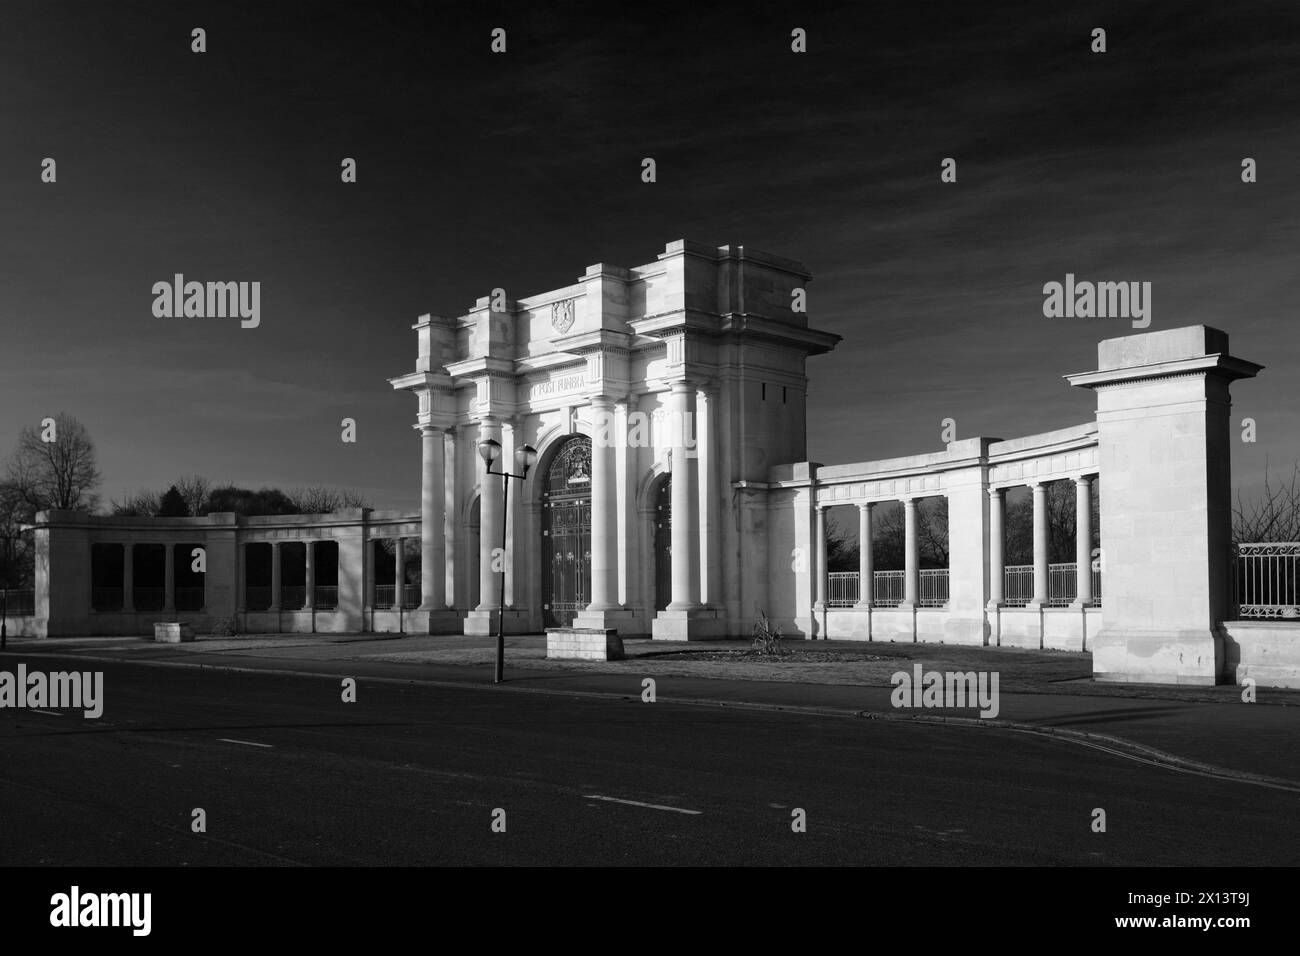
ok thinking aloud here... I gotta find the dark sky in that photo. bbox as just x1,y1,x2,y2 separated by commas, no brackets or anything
2,0,1297,511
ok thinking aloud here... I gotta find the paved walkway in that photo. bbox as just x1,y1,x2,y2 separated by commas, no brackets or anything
7,632,1298,784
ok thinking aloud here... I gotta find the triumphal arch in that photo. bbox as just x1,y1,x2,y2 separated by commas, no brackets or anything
389,239,841,639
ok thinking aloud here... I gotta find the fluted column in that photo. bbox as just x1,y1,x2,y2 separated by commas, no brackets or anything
667,381,700,609
903,498,918,606
814,505,828,609
477,417,502,612
988,488,1005,606
589,396,618,611
855,503,874,608
1032,482,1049,605
419,426,447,610
1075,476,1093,605
443,430,457,609
501,420,519,608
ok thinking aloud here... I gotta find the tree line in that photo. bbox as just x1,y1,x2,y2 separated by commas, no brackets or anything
0,413,369,589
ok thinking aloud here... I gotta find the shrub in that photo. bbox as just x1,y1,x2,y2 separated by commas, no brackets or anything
752,606,789,657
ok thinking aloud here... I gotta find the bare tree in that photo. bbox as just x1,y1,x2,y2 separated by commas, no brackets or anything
175,474,211,517
110,489,161,516
869,499,948,569
4,412,102,513
1234,462,1300,543
0,480,36,587
289,486,372,514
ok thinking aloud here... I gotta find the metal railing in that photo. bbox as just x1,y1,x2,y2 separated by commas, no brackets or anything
919,568,949,607
823,570,948,607
826,572,859,607
1003,563,1100,607
1233,542,1300,619
873,570,905,606
374,585,396,608
402,584,421,608
313,585,338,610
280,585,306,610
1,588,35,616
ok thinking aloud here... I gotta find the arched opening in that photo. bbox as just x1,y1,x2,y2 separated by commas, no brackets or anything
541,435,591,627
653,474,672,612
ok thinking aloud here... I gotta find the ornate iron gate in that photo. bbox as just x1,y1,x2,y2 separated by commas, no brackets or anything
542,437,592,627
654,476,672,611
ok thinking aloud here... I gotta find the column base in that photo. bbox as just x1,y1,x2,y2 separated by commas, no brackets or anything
463,609,532,636
1092,627,1224,685
651,606,726,641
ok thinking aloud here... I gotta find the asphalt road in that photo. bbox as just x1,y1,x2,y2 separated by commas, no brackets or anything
0,655,1294,866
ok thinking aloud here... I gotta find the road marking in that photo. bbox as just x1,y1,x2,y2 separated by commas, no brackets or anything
217,738,274,749
28,709,64,716
583,795,701,815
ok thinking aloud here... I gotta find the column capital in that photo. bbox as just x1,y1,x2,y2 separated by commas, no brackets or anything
857,500,874,512
988,486,1006,499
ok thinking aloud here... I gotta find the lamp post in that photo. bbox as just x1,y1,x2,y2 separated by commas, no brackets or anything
478,438,539,684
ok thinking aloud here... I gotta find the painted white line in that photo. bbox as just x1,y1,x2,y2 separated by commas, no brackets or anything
217,738,274,749
28,709,64,716
583,795,701,815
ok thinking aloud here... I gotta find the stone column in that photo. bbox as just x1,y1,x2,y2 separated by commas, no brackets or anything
615,399,632,607
814,505,828,609
419,426,446,611
854,502,874,608
304,541,315,610
477,417,502,612
588,396,618,611
902,498,918,607
395,536,406,607
1074,476,1093,606
698,386,721,607
668,382,700,609
1031,482,1048,606
443,429,457,611
122,542,134,613
988,488,1005,606
501,420,519,608
164,543,175,613
269,541,282,611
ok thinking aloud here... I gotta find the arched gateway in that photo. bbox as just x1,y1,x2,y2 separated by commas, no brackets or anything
541,436,592,627
391,239,841,640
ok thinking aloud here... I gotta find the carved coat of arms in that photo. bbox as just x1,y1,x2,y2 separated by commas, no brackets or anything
551,298,575,334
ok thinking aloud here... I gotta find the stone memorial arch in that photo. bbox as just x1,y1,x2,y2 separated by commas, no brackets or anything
389,239,841,640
